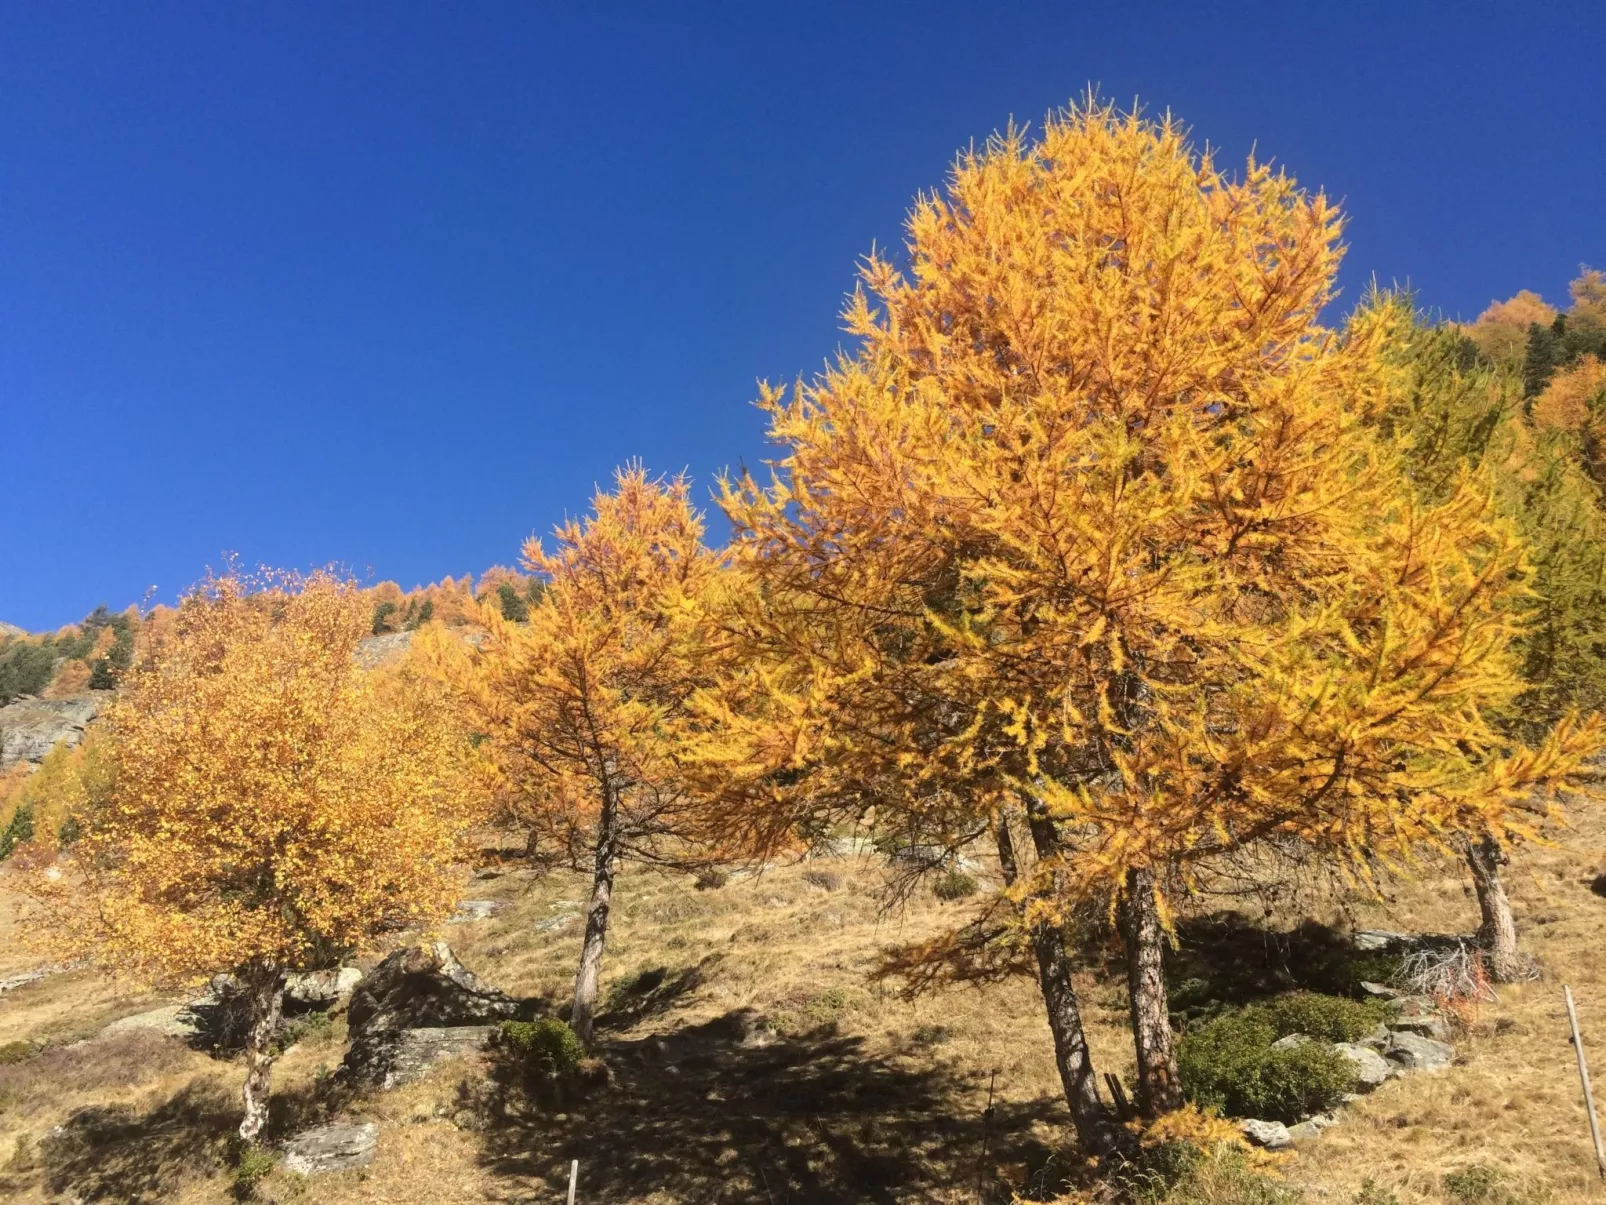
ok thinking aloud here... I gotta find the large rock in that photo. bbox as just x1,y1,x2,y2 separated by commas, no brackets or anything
1238,1119,1293,1149
1385,1031,1455,1072
347,943,525,1034
1333,1041,1394,1089
0,693,104,769
1389,1012,1451,1041
281,1122,378,1175
284,967,363,1007
341,943,534,1088
369,1026,495,1089
102,1003,206,1040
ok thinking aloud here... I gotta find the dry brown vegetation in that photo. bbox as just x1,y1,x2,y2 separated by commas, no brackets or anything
2,803,1606,1204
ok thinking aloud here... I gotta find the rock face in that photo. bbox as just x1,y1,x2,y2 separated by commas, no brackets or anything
342,943,535,1088
281,1122,379,1175
1333,1041,1394,1088
374,1026,496,1089
285,966,364,1007
1385,1030,1455,1072
1238,1119,1293,1149
0,693,104,769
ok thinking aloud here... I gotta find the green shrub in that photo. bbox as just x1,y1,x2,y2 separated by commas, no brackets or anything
1355,1180,1401,1205
933,869,978,900
496,582,530,623
1443,1165,1546,1205
0,1040,33,1064
499,1018,584,1076
0,640,57,704
1246,991,1390,1042
371,601,398,635
1179,998,1359,1121
0,804,36,861
232,1142,278,1199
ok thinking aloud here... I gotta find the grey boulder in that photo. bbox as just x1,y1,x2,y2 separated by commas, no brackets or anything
1333,1041,1394,1088
282,1122,378,1175
373,1026,495,1090
1238,1119,1293,1149
1385,1031,1455,1072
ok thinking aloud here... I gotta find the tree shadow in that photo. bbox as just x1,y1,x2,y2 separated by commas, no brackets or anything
1165,913,1404,1020
469,1008,1067,1203
595,962,707,1033
38,1079,236,1203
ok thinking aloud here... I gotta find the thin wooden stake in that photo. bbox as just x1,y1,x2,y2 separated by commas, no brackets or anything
567,1158,579,1204
1564,986,1606,1180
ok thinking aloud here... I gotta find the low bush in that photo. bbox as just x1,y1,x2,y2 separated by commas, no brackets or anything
1246,991,1390,1042
0,803,36,861
933,869,978,901
0,1040,33,1065
499,1018,584,1076
1179,995,1363,1121
1443,1165,1547,1205
232,1142,279,1200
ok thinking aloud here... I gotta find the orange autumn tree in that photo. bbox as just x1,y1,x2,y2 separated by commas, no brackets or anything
460,466,727,1045
40,570,480,1142
706,100,1598,1139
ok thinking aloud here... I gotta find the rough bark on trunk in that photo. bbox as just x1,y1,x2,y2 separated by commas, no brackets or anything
1465,832,1522,980
238,962,285,1143
997,810,1117,1157
570,786,621,1046
1119,867,1181,1116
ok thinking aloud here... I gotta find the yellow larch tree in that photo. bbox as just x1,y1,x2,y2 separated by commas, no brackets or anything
705,100,1598,1138
36,570,481,1141
457,466,729,1045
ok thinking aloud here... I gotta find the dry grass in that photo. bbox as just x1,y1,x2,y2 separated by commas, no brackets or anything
0,808,1604,1204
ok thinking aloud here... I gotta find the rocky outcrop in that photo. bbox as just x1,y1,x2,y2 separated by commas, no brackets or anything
0,693,105,769
282,1122,378,1175
0,622,25,640
341,943,536,1088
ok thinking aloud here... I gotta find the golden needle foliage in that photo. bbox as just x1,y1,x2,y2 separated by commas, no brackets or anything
38,570,480,983
707,100,1598,911
456,465,729,860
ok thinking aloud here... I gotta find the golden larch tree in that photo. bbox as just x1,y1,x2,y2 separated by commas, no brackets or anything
708,101,1598,1137
37,570,481,1141
459,466,728,1045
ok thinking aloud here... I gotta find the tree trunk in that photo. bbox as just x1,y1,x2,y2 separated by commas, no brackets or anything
997,810,1117,1157
1465,832,1522,980
1119,867,1182,1116
238,961,285,1143
570,786,621,1046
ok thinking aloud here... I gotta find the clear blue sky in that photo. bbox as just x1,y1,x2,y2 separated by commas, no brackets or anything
3,3,1602,631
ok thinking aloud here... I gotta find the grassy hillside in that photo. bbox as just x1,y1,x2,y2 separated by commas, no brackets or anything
2,804,1604,1205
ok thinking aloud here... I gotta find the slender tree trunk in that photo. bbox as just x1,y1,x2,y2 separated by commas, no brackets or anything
997,810,1117,1157
238,961,285,1143
1119,867,1181,1116
1465,832,1522,980
570,786,621,1046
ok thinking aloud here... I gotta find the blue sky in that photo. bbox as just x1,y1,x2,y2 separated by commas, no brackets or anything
3,2,1602,631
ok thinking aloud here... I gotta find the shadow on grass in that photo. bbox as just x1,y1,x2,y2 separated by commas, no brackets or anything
1165,913,1403,1021
37,1079,236,1204
469,1008,1067,1204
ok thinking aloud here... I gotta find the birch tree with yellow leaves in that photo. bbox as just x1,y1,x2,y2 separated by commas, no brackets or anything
39,570,480,1142
705,100,1598,1135
460,466,728,1045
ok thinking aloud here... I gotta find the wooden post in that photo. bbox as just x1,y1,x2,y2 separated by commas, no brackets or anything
567,1158,579,1204
1564,986,1606,1180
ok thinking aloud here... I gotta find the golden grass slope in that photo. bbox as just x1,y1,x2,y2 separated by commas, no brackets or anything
0,803,1603,1204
